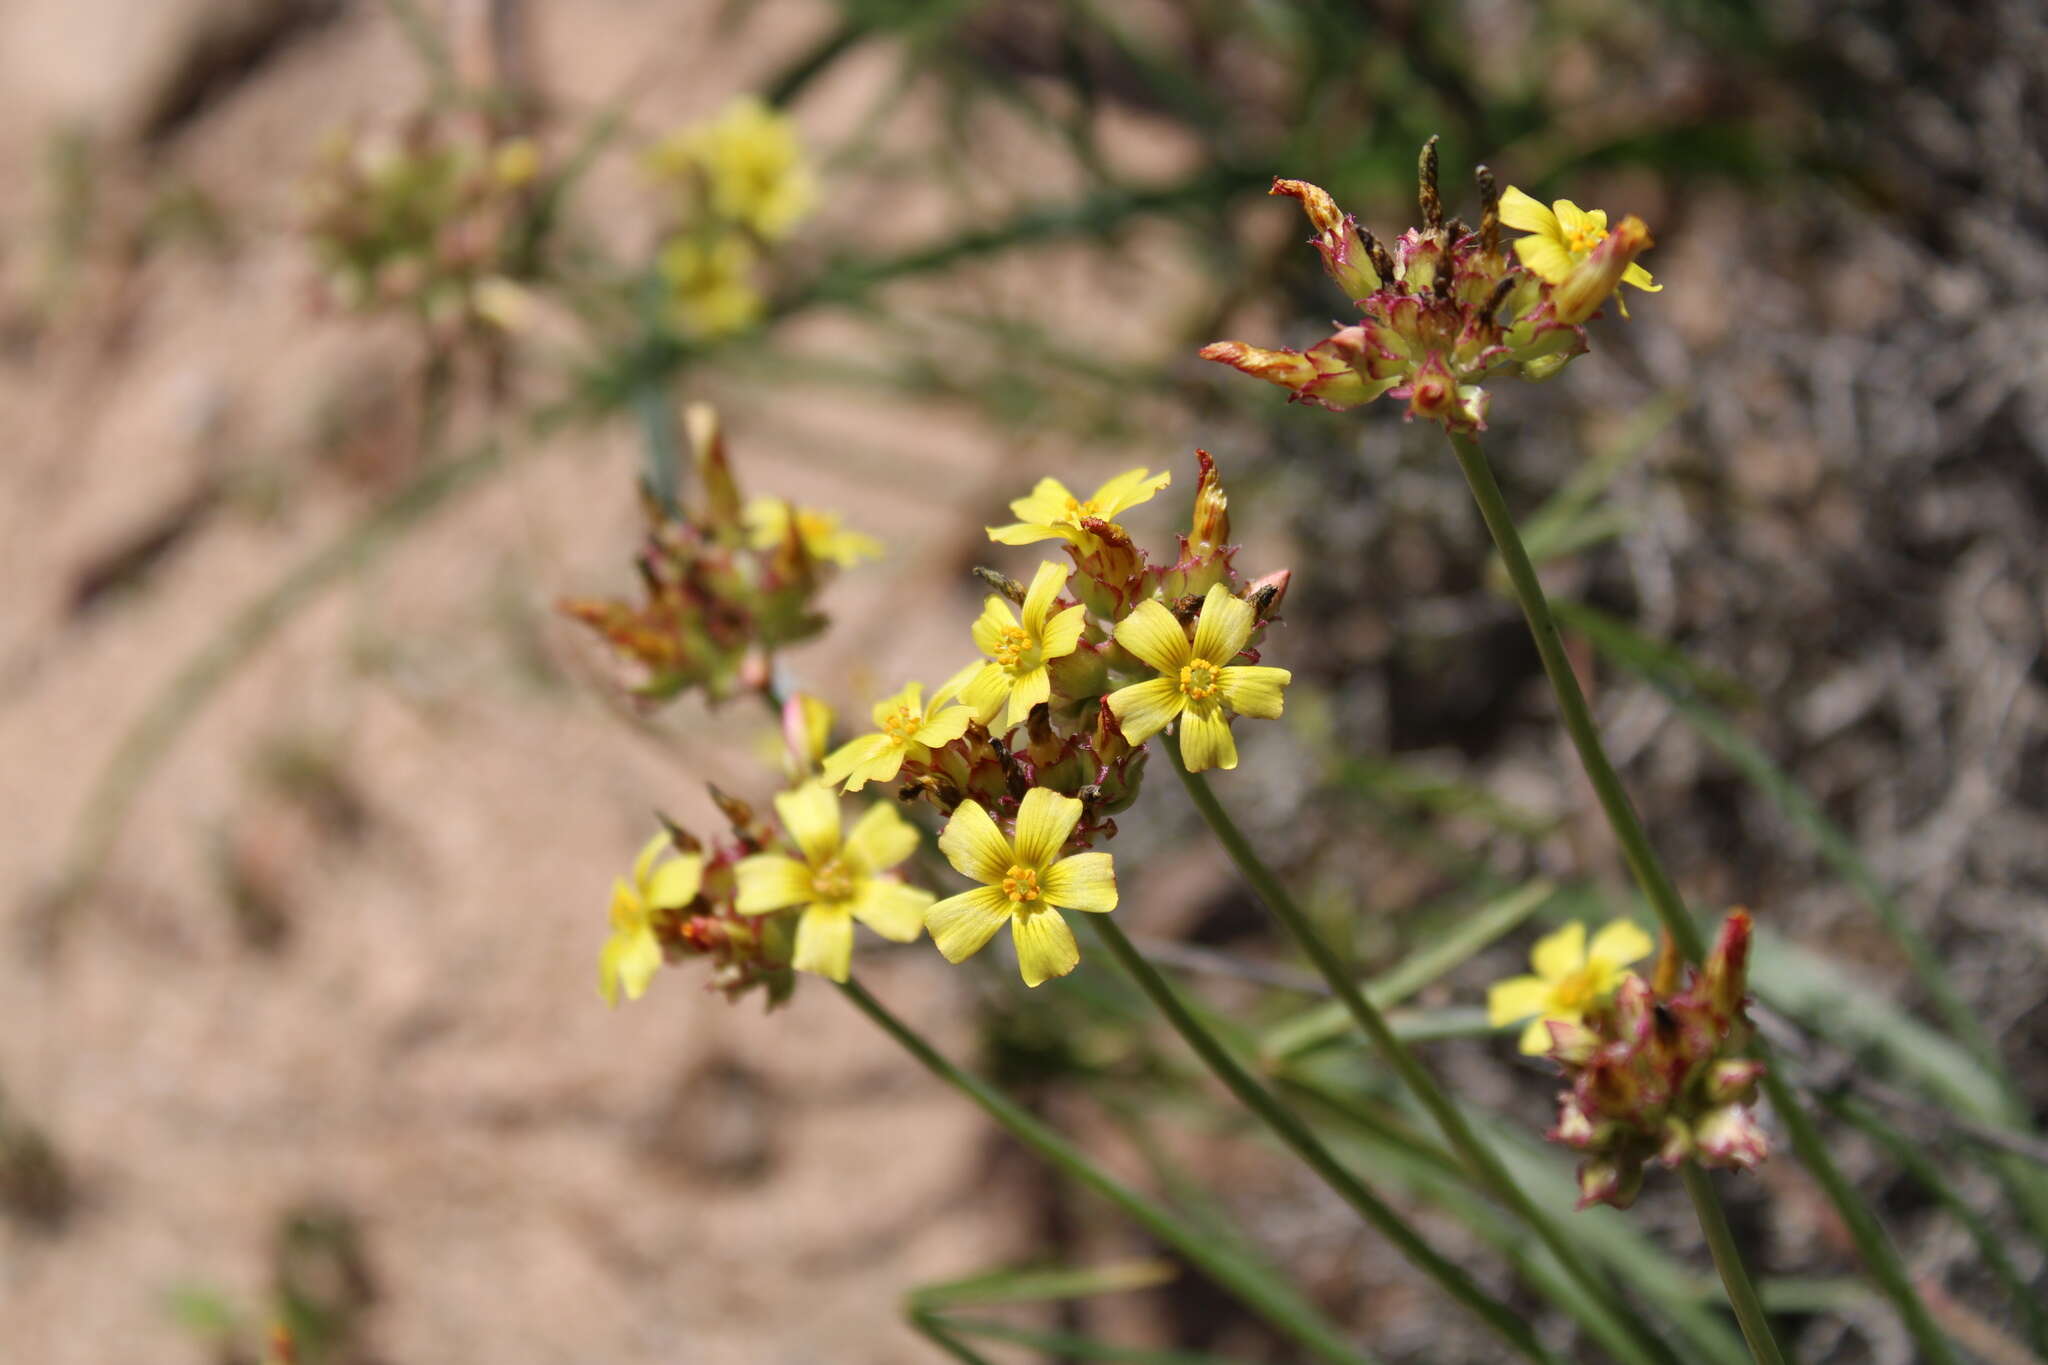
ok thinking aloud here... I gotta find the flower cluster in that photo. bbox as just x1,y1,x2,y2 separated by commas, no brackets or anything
559,405,875,704
1202,138,1657,431
1497,912,1768,1209
300,112,542,335
643,97,816,338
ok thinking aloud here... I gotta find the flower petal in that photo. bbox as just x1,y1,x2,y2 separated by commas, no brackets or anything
927,885,1012,963
631,831,670,887
1005,665,1051,730
791,906,855,982
912,704,974,748
931,659,985,709
1550,198,1594,240
1090,467,1171,518
844,801,919,874
644,853,704,910
938,800,1014,884
1113,599,1193,674
987,521,1065,546
1009,477,1076,527
1486,974,1552,1027
1530,921,1587,982
773,782,842,864
1106,676,1184,745
1588,919,1654,970
1020,560,1071,636
958,663,1010,726
822,734,894,791
1518,1016,1558,1056
1012,787,1084,869
1012,908,1080,987
1513,234,1576,285
1621,262,1661,293
1216,665,1290,720
1496,185,1558,236
1191,584,1256,664
1041,852,1116,912
600,926,664,1006
1038,604,1087,662
850,878,933,942
734,854,813,914
1178,704,1238,772
971,596,1020,658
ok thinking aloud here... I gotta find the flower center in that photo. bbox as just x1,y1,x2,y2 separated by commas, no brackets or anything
1565,223,1606,256
811,857,857,903
1060,496,1103,525
882,705,921,744
1001,864,1042,904
1551,966,1601,1014
993,624,1036,670
1178,657,1221,702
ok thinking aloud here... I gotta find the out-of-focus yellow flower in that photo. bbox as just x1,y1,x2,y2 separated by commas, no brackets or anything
658,232,764,337
743,497,883,566
1105,584,1290,772
1498,187,1659,317
491,136,541,188
733,784,931,982
961,561,1088,730
600,832,703,1006
987,468,1172,551
1488,919,1654,1055
822,679,976,792
649,96,816,240
928,788,1117,987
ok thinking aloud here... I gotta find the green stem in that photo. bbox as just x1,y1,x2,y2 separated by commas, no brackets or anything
1168,736,1681,1365
835,979,1378,1365
1443,427,1959,1365
1680,1164,1788,1365
1085,916,1561,1365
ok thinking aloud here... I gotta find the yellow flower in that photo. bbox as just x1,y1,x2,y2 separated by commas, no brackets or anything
743,497,883,566
649,96,816,240
987,468,1171,551
734,783,933,982
600,832,703,1006
960,561,1089,730
658,232,764,337
1488,919,1654,1055
1105,584,1291,772
822,679,977,792
1498,186,1660,316
928,788,1117,987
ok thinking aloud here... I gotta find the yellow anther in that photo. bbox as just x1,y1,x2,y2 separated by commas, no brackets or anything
1000,864,1042,903
994,624,1034,670
1178,657,1221,702
811,858,856,902
882,705,920,744
1566,223,1606,255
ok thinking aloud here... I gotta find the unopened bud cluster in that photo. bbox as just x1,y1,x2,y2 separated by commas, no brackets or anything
1203,137,1657,431
1544,911,1769,1209
558,405,875,704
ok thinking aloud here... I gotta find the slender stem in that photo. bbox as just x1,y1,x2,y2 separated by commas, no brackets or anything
1680,1164,1788,1365
1444,429,1704,963
834,978,1378,1365
1444,426,1959,1365
1085,916,1562,1365
1168,737,1681,1365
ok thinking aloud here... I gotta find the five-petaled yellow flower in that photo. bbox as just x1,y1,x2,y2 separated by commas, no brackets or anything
601,832,703,1006
1498,186,1660,315
822,678,976,792
648,96,816,241
961,561,1088,731
734,784,934,982
744,497,883,566
1106,583,1291,772
928,788,1117,987
1488,919,1654,1055
987,468,1172,552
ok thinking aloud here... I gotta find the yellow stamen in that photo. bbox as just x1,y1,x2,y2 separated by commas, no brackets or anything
882,705,921,744
994,625,1034,670
1178,657,1221,702
811,858,856,903
1001,864,1042,903
1566,223,1606,255
1060,496,1103,523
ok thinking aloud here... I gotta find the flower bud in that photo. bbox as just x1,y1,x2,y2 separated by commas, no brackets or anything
1270,178,1380,300
782,692,833,774
1190,449,1230,559
1694,1104,1770,1170
1198,339,1394,411
688,402,745,541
